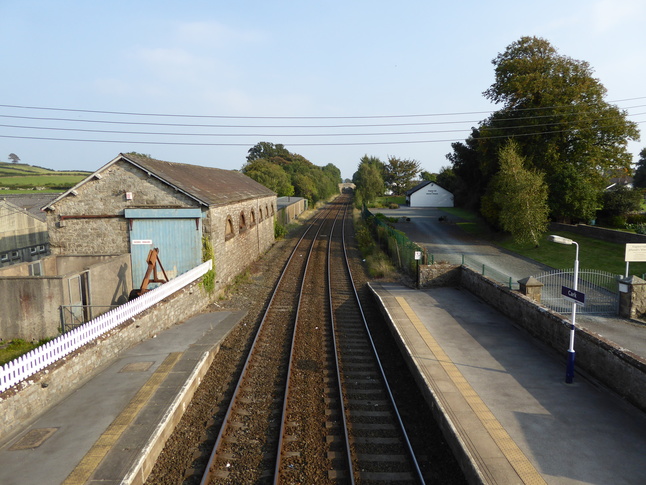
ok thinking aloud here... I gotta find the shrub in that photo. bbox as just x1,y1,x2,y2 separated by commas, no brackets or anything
626,223,646,235
274,220,287,239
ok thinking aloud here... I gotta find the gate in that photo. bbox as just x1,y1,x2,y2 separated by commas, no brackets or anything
531,268,620,315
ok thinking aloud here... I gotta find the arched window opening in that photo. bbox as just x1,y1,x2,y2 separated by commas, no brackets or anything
239,211,247,232
225,216,235,240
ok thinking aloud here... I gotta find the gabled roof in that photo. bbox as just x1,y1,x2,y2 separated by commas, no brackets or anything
2,193,59,221
43,153,275,210
406,180,431,196
405,180,451,196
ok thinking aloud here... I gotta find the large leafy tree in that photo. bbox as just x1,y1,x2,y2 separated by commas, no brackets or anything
633,148,646,188
242,158,294,196
485,141,549,246
244,142,341,204
384,156,420,195
246,142,291,162
449,36,640,222
353,160,385,206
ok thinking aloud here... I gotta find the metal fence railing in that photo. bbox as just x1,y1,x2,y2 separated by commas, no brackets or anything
60,305,120,333
1,259,212,393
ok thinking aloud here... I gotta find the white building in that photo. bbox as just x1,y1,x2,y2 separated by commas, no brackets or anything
406,181,454,208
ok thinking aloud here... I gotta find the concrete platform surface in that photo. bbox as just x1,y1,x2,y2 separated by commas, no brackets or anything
371,282,646,485
0,310,243,485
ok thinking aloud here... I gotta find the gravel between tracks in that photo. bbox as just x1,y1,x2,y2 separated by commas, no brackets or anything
145,208,466,484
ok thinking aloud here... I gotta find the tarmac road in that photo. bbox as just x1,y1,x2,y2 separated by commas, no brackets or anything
374,206,553,282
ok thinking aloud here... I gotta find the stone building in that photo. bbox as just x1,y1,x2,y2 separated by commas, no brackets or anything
42,153,276,290
0,194,56,268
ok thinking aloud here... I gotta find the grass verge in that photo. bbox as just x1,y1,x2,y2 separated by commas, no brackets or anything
0,338,52,366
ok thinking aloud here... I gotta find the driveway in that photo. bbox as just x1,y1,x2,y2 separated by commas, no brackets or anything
374,206,552,283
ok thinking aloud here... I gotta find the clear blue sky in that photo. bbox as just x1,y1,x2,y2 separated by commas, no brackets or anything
2,0,644,180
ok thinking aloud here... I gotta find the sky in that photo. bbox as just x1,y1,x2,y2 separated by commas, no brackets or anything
1,0,645,180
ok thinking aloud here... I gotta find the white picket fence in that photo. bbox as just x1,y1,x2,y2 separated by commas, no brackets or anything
0,260,212,393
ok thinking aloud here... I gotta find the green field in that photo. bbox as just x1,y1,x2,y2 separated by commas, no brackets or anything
0,162,89,193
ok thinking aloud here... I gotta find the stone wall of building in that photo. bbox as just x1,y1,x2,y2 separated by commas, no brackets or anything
46,161,199,255
208,196,276,287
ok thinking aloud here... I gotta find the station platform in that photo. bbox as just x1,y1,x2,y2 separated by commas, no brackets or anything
0,310,244,485
370,282,646,485
2,284,646,485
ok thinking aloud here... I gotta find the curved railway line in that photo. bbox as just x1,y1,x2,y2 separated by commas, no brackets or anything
145,195,467,485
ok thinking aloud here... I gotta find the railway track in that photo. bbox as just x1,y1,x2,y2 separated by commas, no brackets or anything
200,196,424,484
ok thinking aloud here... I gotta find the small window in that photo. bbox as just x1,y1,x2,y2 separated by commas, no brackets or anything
30,246,38,255
225,216,235,240
10,251,20,260
250,209,256,226
239,211,247,231
29,261,42,276
259,207,264,221
38,245,47,253
0,253,8,263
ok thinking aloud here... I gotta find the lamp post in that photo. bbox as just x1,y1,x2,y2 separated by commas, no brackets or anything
548,235,579,384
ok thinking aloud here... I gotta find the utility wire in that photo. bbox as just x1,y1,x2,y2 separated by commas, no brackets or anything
0,96,644,120
0,104,644,129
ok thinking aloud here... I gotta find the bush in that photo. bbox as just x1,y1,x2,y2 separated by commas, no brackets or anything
626,223,646,235
274,219,287,239
602,214,627,228
626,213,646,225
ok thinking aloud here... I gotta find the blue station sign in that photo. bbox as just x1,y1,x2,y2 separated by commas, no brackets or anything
561,286,586,306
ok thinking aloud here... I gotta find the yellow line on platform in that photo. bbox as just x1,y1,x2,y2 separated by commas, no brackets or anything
395,296,546,485
63,352,182,485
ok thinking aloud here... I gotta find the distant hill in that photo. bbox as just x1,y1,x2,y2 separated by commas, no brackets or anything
0,162,90,193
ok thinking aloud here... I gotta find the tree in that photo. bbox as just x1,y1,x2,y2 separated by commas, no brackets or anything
420,171,437,182
633,148,646,188
598,184,642,226
487,141,549,246
384,156,420,194
246,142,290,162
435,166,458,194
448,36,640,222
242,158,294,196
353,162,385,206
8,153,20,164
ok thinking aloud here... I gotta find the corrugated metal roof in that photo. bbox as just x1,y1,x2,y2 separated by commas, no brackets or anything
122,153,275,206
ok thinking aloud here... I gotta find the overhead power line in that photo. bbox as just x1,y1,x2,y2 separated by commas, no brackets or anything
0,99,643,148
1,97,645,120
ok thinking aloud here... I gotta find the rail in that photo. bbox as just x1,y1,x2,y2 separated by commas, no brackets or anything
0,259,212,393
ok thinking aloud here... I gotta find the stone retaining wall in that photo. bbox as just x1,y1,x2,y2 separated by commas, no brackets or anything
551,222,646,244
0,278,212,443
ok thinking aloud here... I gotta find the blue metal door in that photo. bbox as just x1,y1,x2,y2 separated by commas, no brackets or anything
125,208,203,288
